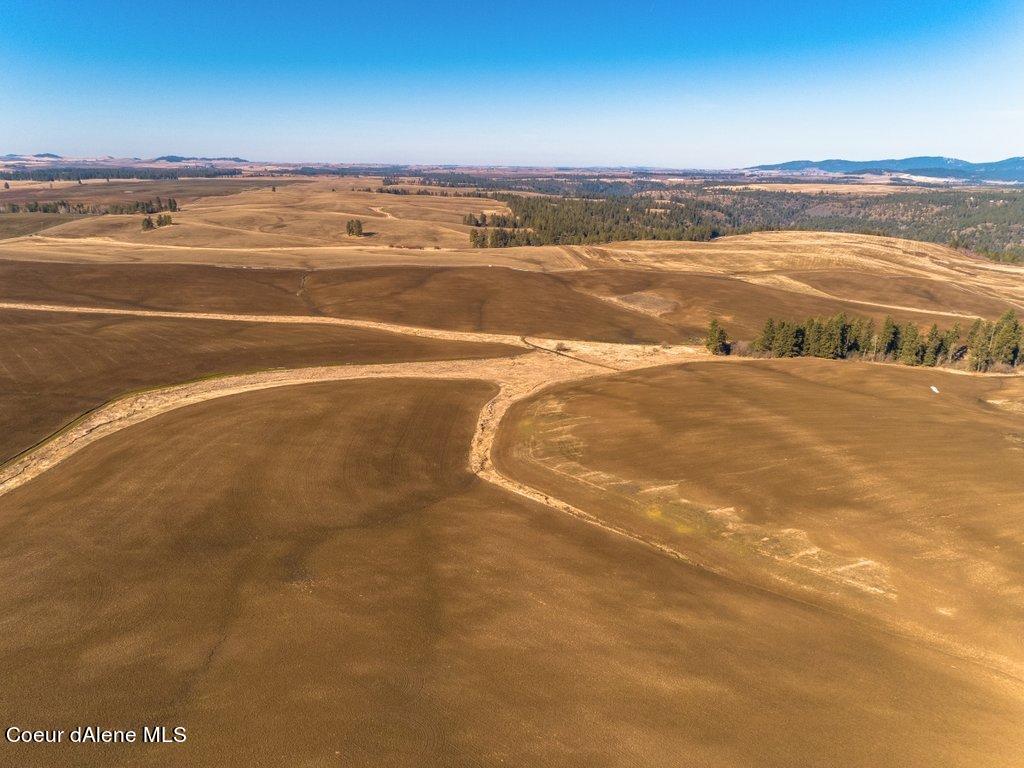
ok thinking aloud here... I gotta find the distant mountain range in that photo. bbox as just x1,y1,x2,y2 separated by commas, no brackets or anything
154,155,249,163
1,153,62,160
750,156,1024,182
1,153,249,165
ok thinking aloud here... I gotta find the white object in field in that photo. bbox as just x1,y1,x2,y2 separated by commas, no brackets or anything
930,386,940,394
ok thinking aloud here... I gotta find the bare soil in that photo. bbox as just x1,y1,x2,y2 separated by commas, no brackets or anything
3,378,1022,767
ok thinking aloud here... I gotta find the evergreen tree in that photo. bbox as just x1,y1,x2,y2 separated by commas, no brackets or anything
803,317,823,357
141,216,155,231
879,316,900,358
989,310,1021,367
754,318,776,353
821,313,847,359
898,323,923,365
488,228,512,248
705,319,729,355
346,219,363,236
922,324,942,367
941,323,962,365
770,321,790,357
967,319,993,371
847,317,867,355
771,321,804,358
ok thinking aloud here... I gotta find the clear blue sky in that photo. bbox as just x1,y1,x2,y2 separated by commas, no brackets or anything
2,0,1022,167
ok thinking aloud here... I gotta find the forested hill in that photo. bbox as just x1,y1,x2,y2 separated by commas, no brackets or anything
456,186,1024,261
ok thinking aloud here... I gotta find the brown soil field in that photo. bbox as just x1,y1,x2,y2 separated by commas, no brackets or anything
303,266,682,342
0,235,579,270
788,268,1016,318
0,214,80,239
0,257,990,346
0,262,680,342
569,268,969,338
0,177,289,206
0,309,516,463
2,378,1021,767
0,260,313,315
494,358,1024,679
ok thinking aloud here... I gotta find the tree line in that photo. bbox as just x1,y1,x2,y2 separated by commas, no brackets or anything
0,167,238,181
1,197,179,215
705,311,1023,372
377,186,455,197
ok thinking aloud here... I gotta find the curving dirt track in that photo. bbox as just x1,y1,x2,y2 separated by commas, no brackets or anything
0,300,528,346
0,307,521,463
0,333,701,499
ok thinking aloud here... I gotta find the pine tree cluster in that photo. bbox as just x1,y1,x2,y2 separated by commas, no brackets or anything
748,311,1024,371
464,195,722,248
141,214,173,230
705,319,730,355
